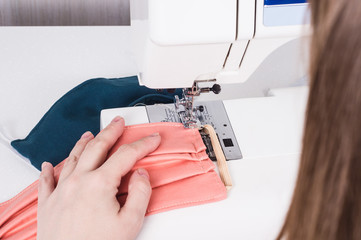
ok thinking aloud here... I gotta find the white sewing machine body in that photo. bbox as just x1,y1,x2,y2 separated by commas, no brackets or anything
0,0,310,239
131,0,310,88
102,0,310,158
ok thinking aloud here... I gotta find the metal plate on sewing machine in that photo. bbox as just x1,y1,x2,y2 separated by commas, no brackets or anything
146,101,242,161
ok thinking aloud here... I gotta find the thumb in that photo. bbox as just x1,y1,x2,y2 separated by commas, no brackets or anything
38,162,55,207
120,168,152,225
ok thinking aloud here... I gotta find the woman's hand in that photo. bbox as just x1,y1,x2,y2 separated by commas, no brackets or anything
37,116,160,240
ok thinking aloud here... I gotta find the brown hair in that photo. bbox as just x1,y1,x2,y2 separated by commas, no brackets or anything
278,1,361,239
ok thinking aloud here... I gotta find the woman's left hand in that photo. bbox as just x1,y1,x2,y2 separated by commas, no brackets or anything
37,116,161,240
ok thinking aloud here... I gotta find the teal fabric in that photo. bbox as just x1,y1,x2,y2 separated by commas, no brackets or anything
11,76,181,170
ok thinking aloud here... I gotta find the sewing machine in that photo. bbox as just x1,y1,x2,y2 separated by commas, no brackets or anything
99,1,310,238
0,0,310,239
101,0,310,162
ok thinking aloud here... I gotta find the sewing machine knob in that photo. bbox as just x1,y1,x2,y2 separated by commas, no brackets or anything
211,84,221,94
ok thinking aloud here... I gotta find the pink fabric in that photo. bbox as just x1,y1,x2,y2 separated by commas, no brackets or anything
0,122,227,239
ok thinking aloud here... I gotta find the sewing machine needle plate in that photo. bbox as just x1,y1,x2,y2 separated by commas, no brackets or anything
146,101,242,161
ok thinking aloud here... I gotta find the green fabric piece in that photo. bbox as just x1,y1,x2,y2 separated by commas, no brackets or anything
11,76,181,170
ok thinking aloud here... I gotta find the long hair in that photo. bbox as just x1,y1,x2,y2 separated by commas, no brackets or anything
278,0,361,239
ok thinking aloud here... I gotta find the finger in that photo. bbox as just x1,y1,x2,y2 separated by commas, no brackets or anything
58,131,94,183
38,162,55,207
99,133,160,182
76,116,125,172
120,168,152,222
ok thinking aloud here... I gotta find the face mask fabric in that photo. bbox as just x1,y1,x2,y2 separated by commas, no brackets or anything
0,123,227,240
11,76,182,170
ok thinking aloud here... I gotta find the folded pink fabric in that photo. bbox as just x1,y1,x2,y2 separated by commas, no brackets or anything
0,122,227,239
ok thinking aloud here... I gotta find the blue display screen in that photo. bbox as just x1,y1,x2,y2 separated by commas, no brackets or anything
265,0,307,5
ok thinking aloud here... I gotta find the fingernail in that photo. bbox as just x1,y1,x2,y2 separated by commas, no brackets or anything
137,168,149,180
41,162,49,171
112,116,123,123
81,131,92,139
149,132,159,137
